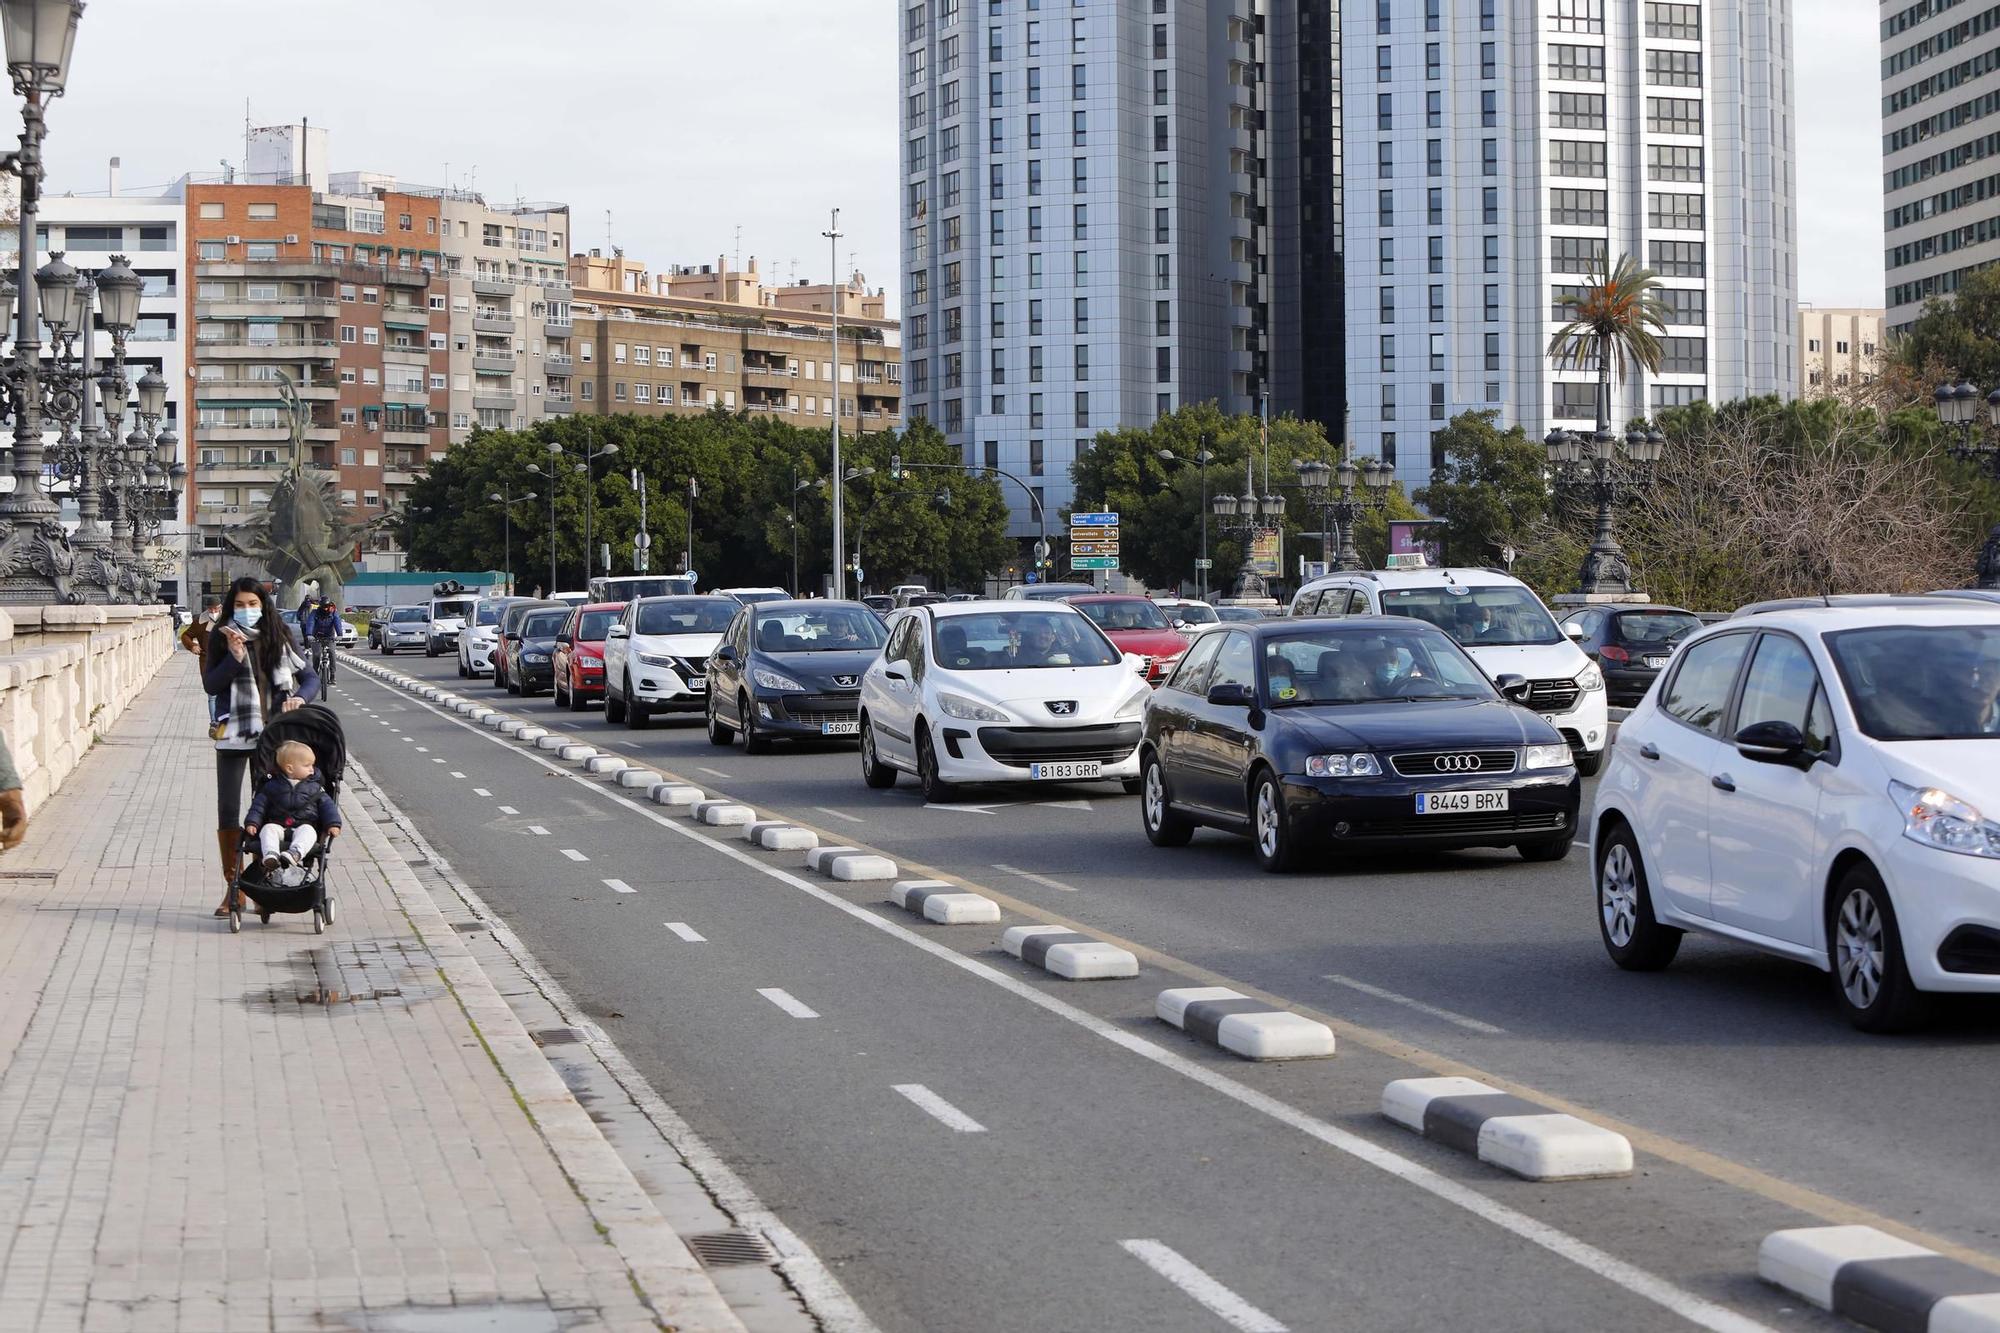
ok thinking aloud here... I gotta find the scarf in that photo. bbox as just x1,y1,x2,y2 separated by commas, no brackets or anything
215,641,306,749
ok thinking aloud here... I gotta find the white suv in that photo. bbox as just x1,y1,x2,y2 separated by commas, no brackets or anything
1590,601,2000,1031
1291,568,1610,773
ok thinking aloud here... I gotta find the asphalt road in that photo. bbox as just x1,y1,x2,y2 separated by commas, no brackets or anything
327,651,2000,1332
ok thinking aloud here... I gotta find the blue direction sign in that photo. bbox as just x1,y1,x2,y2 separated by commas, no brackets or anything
1072,511,1119,527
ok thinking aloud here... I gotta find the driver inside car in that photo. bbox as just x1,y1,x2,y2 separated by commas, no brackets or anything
1006,618,1067,666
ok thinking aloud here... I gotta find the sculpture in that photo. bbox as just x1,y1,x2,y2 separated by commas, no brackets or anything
225,372,392,609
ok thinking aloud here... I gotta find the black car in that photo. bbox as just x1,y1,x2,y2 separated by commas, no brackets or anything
506,604,571,695
1557,605,1705,707
1138,617,1581,871
706,600,888,752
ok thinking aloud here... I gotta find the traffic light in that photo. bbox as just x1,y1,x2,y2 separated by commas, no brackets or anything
889,453,903,480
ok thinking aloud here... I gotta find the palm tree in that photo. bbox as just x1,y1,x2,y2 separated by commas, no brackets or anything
1547,254,1669,431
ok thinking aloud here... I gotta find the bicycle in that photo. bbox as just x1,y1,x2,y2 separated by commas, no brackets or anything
310,636,337,690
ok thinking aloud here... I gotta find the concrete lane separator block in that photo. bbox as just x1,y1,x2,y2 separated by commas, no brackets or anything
512,725,548,744
1005,925,1138,980
695,800,755,827
1380,1077,1631,1181
479,712,509,728
803,846,863,873
648,783,705,809
891,880,1001,925
558,743,598,763
616,768,663,789
756,824,818,851
1157,986,1336,1060
827,852,897,882
535,734,571,751
743,820,806,846
1759,1226,2000,1331
583,754,628,775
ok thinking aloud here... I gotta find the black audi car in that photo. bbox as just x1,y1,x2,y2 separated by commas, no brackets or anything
507,603,572,696
705,600,888,752
1138,617,1582,871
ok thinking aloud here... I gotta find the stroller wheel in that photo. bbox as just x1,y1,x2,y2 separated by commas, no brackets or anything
259,911,271,925
323,898,336,925
312,909,326,935
228,909,242,935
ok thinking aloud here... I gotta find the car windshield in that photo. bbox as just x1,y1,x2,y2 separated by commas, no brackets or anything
1076,599,1171,631
1164,602,1218,624
1264,628,1496,706
475,604,502,626
577,611,618,640
434,600,474,620
755,608,888,652
635,598,736,635
932,610,1121,669
1381,586,1561,646
1613,610,1703,645
523,611,567,637
599,577,695,599
391,607,427,623
1827,625,2000,740
730,590,788,604
1217,607,1266,622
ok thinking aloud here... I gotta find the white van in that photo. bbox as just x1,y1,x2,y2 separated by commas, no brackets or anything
588,574,696,603
427,593,478,657
1290,567,1611,773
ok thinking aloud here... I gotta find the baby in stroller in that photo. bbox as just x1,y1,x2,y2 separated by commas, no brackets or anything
244,739,342,884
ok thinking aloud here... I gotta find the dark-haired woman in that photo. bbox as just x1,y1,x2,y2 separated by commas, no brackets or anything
204,576,320,916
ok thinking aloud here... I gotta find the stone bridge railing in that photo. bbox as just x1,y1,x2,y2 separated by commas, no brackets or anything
0,605,177,809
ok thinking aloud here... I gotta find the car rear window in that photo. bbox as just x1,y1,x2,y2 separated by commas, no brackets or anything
1613,611,1703,646
523,611,568,636
391,607,427,622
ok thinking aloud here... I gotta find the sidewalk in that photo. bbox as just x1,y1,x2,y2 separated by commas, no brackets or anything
0,666,743,1333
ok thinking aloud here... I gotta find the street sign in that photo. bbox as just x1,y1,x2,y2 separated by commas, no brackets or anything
1070,556,1118,570
1025,571,1041,584
1071,541,1119,556
1070,527,1119,541
1194,558,1214,571
634,531,651,548
1072,511,1119,527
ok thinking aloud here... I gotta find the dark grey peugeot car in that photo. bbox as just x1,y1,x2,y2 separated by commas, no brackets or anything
705,600,889,753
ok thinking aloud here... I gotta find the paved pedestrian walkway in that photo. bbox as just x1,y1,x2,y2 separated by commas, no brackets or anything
0,666,742,1333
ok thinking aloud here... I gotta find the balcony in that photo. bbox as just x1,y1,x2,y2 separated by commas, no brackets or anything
544,355,575,375
195,461,287,483
195,297,338,320
472,277,514,297
383,428,431,446
304,426,341,444
195,379,339,401
384,469,419,488
544,396,575,416
382,266,431,289
472,351,516,374
196,424,290,442
543,316,572,335
473,311,514,334
196,339,337,360
382,306,430,330
473,392,516,412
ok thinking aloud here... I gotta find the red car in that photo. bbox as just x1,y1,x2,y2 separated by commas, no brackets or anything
1063,594,1190,685
552,601,627,711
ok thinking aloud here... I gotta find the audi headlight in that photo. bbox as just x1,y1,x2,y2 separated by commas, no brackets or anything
1304,753,1382,778
938,692,1010,722
1576,664,1605,691
1523,743,1575,770
637,652,676,668
1889,780,2000,859
754,667,805,692
1114,688,1152,721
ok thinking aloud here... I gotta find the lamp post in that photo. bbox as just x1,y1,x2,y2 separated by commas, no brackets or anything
1294,452,1391,573
823,206,846,599
1208,454,1287,600
1543,424,1664,597
1932,381,2000,587
886,452,1050,582
1157,442,1215,598
684,475,697,577
488,487,536,596
790,464,817,594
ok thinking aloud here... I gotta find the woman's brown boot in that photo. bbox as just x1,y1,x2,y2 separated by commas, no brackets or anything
214,828,242,916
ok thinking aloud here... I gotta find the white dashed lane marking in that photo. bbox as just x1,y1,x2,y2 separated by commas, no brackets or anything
1321,974,1506,1035
415,746,429,753
560,848,589,862
813,806,865,824
757,988,819,1019
450,771,465,779
473,788,492,797
698,766,733,780
604,878,636,894
891,1084,987,1134
498,806,520,816
991,863,1080,894
1120,1240,1288,1333
665,922,706,942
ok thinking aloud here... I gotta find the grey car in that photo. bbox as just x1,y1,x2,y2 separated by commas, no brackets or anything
377,605,430,655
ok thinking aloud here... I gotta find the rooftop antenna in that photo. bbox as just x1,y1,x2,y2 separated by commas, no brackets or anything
733,223,742,272
788,258,799,284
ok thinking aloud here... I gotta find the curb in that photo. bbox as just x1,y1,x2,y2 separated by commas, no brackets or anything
695,800,755,826
1381,1076,1633,1181
891,880,1001,925
1155,986,1336,1060
1003,925,1137,979
1760,1226,2000,1331
650,783,705,808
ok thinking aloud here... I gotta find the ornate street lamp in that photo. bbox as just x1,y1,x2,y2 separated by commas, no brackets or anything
1544,423,1663,598
1932,381,2000,588
1293,452,1391,573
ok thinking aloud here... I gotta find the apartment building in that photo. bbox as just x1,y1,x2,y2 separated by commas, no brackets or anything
567,252,901,432
1344,0,1797,489
1881,0,2000,330
431,193,573,441
1798,305,1884,397
182,178,448,593
897,0,1344,536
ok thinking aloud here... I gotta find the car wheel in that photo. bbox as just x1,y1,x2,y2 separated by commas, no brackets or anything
1140,752,1193,847
425,641,438,658
566,675,588,713
605,676,627,725
917,726,956,803
1596,822,1682,971
1829,864,1929,1033
506,667,521,695
1249,769,1296,872
1575,749,1605,777
706,698,735,745
740,694,771,754
382,645,393,656
860,719,897,789
1519,836,1573,862
377,640,386,655
628,694,650,729
457,658,468,679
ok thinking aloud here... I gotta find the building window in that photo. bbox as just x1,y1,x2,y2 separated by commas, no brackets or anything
1428,236,1444,273
1382,385,1397,421
1074,204,1088,239
1074,392,1089,426
1482,89,1497,127
1482,140,1499,176
1427,91,1442,127
199,202,224,220
1552,235,1609,272
1550,140,1606,178
1483,187,1499,225
1430,383,1447,421
1550,283,1587,320
1483,285,1500,322
1377,44,1391,80
1658,288,1707,325
1378,93,1393,130
1652,383,1708,409
1660,336,1707,374
1647,192,1704,230
1550,92,1606,130
1426,42,1441,79
1645,3,1701,40
1155,346,1171,383
1379,190,1395,226
1554,381,1597,419
1381,142,1397,179
1648,145,1705,182
1480,42,1496,78
1155,300,1170,336
1550,188,1607,227
1484,332,1501,371
1380,287,1396,323
1075,297,1089,333
1646,49,1702,87
1549,44,1605,82
1380,335,1396,372
1646,96,1702,135
1484,234,1500,272
1551,0,1604,33
1030,393,1044,428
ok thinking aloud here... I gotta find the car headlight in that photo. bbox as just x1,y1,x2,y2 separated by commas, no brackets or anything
522,651,549,664
576,653,603,668
1576,664,1605,691
1523,743,1575,770
637,652,677,668
754,667,805,692
938,691,1011,722
1113,688,1152,721
1889,780,2000,859
1304,753,1382,778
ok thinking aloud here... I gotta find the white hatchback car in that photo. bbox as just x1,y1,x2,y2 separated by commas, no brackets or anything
601,595,738,728
1590,601,2000,1031
857,601,1153,801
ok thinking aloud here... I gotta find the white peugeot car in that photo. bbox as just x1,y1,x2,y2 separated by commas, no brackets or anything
1590,601,2000,1031
601,595,737,729
457,597,525,679
1291,568,1610,773
857,601,1152,801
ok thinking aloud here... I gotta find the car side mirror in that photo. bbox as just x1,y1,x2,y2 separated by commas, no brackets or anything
556,635,572,645
1207,683,1255,708
1496,673,1532,702
1563,622,1586,641
715,644,738,663
1735,719,1814,768
884,663,909,683
608,624,629,639
1122,652,1146,675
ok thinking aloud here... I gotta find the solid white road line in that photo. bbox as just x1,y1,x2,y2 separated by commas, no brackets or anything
813,806,866,824
1322,974,1507,1035
698,766,733,780
1120,1240,1288,1333
757,987,819,1019
664,922,706,942
371,671,1780,1333
604,878,636,894
473,788,492,797
891,1083,988,1134
561,848,590,862
991,863,1080,893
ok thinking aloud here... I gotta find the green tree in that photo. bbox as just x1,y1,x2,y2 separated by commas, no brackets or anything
1413,411,1553,568
1890,266,2000,392
1548,253,1668,426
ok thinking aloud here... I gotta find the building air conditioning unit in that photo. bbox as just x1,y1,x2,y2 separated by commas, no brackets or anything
284,233,300,244
225,235,242,245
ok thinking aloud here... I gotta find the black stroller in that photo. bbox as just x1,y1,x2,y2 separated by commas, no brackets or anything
228,703,345,935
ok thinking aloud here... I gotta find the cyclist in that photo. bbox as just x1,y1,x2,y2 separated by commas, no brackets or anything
305,598,342,686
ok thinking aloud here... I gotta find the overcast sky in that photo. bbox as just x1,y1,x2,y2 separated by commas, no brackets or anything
43,0,1879,308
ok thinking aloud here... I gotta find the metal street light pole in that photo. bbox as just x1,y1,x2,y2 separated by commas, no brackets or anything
1932,381,2000,587
824,207,844,599
684,475,697,576
1159,442,1215,598
488,488,536,596
1543,425,1662,596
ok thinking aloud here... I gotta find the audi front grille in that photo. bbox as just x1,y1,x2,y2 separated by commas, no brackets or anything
1387,749,1521,778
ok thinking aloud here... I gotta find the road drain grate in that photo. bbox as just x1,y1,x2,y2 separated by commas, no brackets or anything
684,1229,775,1268
530,1027,582,1045
452,921,490,933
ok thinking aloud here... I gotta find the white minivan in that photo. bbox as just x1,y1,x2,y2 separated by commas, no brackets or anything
1291,567,1610,773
